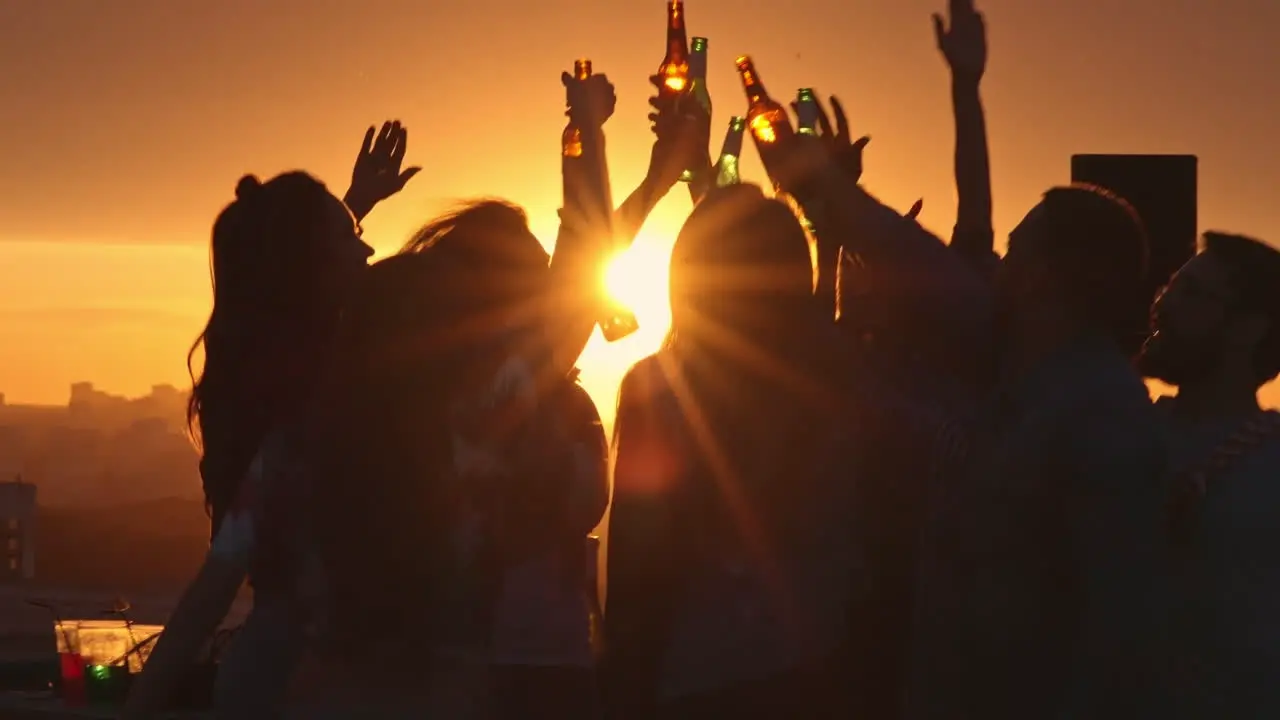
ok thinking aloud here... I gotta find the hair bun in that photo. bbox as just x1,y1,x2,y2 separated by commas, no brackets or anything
234,174,262,200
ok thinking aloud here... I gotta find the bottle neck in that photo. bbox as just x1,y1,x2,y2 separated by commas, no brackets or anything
689,52,706,78
740,66,767,104
721,131,744,159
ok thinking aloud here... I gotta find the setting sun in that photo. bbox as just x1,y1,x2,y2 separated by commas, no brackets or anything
603,236,673,335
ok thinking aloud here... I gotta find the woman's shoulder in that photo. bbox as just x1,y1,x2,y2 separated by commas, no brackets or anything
619,354,674,403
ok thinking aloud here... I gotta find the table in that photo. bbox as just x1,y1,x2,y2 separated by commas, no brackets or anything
0,693,209,719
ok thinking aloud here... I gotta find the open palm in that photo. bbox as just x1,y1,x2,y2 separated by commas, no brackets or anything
934,0,987,82
344,120,422,222
791,93,871,183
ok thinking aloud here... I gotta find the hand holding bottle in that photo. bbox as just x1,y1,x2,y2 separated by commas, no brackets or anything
343,120,422,222
562,71,617,129
933,0,987,84
644,75,709,191
788,94,871,184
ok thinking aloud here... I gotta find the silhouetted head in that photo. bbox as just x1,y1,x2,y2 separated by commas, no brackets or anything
188,172,372,539
997,184,1149,346
1138,232,1280,389
667,183,815,363
401,199,552,388
615,184,823,543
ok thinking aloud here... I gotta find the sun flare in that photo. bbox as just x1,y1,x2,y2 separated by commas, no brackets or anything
603,238,672,334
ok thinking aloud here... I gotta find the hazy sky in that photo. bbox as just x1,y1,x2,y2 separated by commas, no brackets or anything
0,0,1278,408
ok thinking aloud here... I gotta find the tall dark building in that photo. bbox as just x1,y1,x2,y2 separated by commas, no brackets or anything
1071,154,1198,357
0,476,36,582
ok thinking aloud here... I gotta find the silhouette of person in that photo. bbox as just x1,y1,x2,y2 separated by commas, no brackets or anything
606,183,856,718
402,199,610,719
124,171,371,720
286,249,469,718
1138,232,1280,718
909,185,1168,719
126,122,419,719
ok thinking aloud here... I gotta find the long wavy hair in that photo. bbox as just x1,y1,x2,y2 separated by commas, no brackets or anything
313,199,556,656
187,172,362,540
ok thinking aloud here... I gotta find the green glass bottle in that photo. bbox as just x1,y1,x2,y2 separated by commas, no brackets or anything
714,116,746,187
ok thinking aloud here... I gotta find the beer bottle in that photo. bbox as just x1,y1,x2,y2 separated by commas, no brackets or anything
687,36,711,115
736,55,793,157
796,88,819,136
561,59,592,158
677,36,711,184
658,0,690,97
714,116,746,188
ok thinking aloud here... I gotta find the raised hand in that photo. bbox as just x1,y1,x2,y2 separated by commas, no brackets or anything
344,121,422,222
645,75,710,191
933,0,987,83
562,71,617,129
791,94,871,184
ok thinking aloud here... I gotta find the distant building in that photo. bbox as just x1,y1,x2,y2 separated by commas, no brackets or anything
0,476,36,581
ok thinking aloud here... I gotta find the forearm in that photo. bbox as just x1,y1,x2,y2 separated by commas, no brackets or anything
122,561,243,719
552,127,616,367
804,165,984,303
949,75,995,262
580,128,614,223
546,236,600,373
341,192,372,224
686,154,715,206
614,175,672,247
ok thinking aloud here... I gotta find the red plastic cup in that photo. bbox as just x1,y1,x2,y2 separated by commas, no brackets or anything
58,652,86,707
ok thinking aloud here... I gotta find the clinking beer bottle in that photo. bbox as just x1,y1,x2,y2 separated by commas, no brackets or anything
736,55,793,160
714,116,746,188
658,0,690,97
562,59,592,158
677,36,711,184
599,296,640,343
687,37,711,114
796,88,819,136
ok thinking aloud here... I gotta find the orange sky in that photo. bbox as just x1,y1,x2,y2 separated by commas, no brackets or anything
1,0,1279,410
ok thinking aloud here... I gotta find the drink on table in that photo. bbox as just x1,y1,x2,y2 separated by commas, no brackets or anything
658,0,690,98
562,59,592,158
736,55,794,170
714,116,746,188
796,88,819,136
678,35,712,183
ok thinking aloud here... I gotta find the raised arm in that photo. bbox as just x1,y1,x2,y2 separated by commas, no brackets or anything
934,0,996,272
776,139,993,373
615,76,711,244
784,95,871,316
122,488,255,719
548,70,618,373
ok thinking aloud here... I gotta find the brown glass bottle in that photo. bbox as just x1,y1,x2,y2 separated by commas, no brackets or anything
657,0,690,97
736,55,793,150
562,59,592,158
